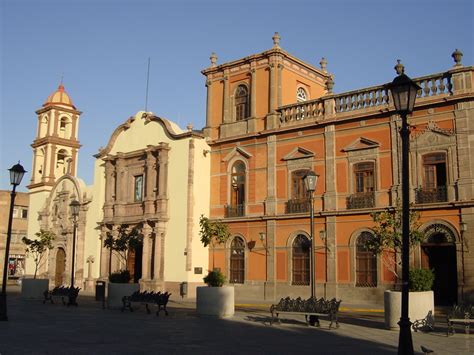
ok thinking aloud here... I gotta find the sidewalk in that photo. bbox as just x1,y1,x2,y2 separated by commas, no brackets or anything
0,288,471,354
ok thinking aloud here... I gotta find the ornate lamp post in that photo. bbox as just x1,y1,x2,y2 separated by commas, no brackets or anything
0,162,26,321
303,170,319,299
387,60,420,355
68,199,80,306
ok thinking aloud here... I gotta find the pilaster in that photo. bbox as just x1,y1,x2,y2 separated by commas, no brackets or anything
323,125,337,210
265,135,277,215
324,216,338,299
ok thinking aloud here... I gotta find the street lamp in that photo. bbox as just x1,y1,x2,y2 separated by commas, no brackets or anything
387,60,420,355
68,199,80,306
303,170,319,299
1,162,26,321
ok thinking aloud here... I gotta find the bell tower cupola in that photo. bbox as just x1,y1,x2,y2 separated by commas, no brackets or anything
28,83,82,191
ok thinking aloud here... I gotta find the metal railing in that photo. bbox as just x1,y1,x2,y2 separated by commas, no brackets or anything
225,204,245,217
415,186,447,204
285,198,310,214
346,192,375,210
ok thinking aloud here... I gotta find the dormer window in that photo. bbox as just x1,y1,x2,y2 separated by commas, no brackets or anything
235,85,249,121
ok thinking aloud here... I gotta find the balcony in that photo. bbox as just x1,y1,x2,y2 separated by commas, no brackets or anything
415,186,447,204
285,198,310,214
225,204,245,218
346,192,375,210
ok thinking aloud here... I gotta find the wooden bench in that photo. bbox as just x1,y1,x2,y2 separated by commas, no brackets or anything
447,304,474,336
270,297,341,328
121,291,171,316
43,286,81,305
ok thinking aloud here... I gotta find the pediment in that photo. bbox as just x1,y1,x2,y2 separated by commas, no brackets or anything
222,146,252,161
413,121,454,145
282,147,315,161
343,137,380,152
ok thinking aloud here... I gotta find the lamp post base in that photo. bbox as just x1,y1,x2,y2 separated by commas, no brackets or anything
0,293,7,321
398,317,414,355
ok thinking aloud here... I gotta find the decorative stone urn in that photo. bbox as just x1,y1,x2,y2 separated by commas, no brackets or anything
107,282,140,309
384,290,434,330
21,278,49,300
196,286,234,317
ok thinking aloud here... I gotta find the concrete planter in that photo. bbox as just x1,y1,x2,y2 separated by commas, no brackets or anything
384,290,434,330
196,286,234,317
21,278,49,300
107,283,140,309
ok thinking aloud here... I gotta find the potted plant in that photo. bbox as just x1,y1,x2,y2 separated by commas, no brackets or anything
104,226,142,309
364,203,433,330
21,229,55,299
196,215,234,317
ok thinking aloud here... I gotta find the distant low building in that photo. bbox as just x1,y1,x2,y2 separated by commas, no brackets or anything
0,190,29,283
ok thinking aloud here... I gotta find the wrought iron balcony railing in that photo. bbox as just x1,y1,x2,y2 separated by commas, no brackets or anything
346,192,375,210
285,198,310,214
225,204,245,218
415,186,447,204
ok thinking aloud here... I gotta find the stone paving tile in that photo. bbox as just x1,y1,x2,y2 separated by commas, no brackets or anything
0,291,472,354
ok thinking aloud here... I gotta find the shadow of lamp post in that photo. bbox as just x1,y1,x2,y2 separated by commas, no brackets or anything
386,60,420,355
0,162,26,321
68,199,80,306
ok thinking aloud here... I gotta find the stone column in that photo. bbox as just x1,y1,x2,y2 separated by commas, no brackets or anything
52,110,58,137
324,216,338,299
71,114,78,140
323,125,337,210
269,62,276,113
265,135,277,215
223,71,230,123
277,63,283,108
114,155,125,217
265,219,277,300
30,148,37,184
144,149,157,215
157,144,169,217
205,79,212,127
99,229,109,279
70,148,78,176
48,144,57,183
185,139,195,271
454,100,474,201
140,224,152,280
250,67,257,118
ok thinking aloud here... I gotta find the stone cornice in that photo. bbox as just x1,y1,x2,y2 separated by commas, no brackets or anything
35,105,82,115
31,136,81,149
95,113,204,159
201,47,330,80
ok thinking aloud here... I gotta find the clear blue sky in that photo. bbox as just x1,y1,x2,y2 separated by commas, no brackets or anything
1,0,472,191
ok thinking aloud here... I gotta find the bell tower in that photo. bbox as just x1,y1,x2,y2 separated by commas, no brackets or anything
27,84,82,256
28,83,82,191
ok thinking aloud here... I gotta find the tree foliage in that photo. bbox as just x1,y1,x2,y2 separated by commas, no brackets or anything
22,229,56,279
364,202,425,279
104,225,143,271
199,215,230,248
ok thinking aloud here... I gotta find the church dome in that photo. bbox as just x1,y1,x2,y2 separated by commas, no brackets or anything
43,84,76,109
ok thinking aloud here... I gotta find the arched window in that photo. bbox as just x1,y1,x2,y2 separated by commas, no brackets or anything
228,161,245,217
292,234,310,285
39,115,49,137
296,87,308,102
56,149,69,175
356,232,377,287
230,237,245,283
59,117,70,139
235,85,249,121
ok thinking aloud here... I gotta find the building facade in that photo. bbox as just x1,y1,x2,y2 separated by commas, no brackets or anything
0,191,29,283
203,35,474,305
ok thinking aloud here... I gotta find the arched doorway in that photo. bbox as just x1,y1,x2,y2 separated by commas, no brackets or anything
55,248,66,286
421,224,458,305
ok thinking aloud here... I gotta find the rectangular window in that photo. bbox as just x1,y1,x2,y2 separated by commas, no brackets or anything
134,175,143,202
354,162,374,193
13,206,28,219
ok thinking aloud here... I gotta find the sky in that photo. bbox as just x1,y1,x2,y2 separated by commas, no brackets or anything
1,0,472,192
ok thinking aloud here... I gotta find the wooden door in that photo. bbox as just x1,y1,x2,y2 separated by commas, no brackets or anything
55,248,66,286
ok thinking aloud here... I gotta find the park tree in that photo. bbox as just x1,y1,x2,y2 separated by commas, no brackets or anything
22,229,56,279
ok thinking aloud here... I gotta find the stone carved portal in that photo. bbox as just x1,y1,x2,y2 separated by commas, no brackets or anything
421,223,458,305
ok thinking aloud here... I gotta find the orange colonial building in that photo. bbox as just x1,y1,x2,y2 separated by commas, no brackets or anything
202,35,473,305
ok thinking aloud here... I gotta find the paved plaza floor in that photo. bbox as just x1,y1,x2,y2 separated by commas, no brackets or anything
0,287,472,354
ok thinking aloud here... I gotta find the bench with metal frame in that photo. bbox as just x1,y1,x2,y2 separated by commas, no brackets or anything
447,304,474,336
43,286,81,305
121,291,171,316
270,297,341,328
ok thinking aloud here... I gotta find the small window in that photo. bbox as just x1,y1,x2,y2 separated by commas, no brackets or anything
235,85,249,121
356,232,377,287
230,161,245,207
423,153,447,190
296,87,308,102
134,175,143,202
292,234,310,285
354,162,374,193
230,237,245,283
291,170,309,199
